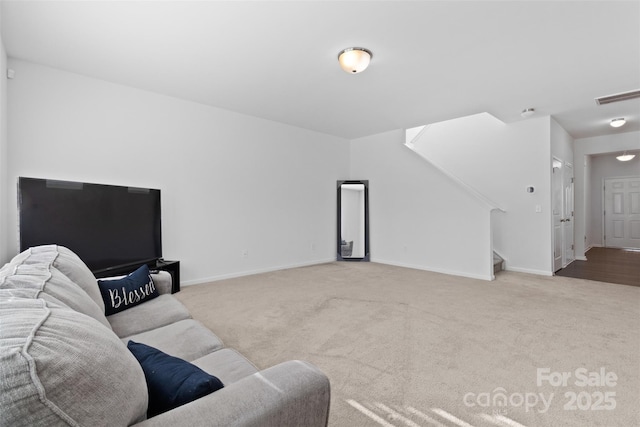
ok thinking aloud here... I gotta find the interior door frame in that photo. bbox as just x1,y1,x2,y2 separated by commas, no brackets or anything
563,162,575,267
552,158,575,272
552,158,563,272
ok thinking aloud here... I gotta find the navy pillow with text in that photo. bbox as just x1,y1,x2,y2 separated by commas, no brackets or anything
98,264,158,316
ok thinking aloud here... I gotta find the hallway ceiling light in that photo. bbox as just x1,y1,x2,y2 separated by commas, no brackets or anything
616,152,636,161
338,47,372,74
521,108,535,118
610,118,626,128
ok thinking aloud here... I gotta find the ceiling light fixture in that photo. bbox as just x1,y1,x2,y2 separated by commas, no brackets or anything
521,108,535,118
616,152,636,162
610,118,626,128
338,47,372,74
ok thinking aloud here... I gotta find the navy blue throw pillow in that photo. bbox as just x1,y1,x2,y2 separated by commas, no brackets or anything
127,341,224,417
98,264,159,316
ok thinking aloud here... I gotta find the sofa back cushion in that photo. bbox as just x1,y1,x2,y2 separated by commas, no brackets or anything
0,263,111,329
0,297,148,426
10,245,105,313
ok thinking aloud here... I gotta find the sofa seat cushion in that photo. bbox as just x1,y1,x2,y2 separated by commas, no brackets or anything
10,245,105,313
123,319,224,362
0,297,148,427
108,294,191,338
0,263,111,330
191,348,259,386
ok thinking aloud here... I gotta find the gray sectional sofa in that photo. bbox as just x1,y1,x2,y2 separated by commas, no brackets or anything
0,245,330,426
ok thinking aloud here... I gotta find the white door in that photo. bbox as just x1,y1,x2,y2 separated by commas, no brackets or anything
604,176,640,249
563,163,575,266
552,159,563,272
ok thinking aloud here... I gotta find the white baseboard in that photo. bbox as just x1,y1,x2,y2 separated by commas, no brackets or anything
182,257,335,286
373,258,494,281
505,266,553,276
182,259,556,285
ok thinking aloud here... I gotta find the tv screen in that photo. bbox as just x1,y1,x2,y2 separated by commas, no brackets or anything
18,177,162,273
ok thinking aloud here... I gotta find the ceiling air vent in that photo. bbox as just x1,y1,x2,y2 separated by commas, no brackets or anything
595,89,640,105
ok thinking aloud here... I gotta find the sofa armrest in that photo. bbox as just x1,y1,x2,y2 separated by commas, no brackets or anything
151,271,172,295
132,360,330,427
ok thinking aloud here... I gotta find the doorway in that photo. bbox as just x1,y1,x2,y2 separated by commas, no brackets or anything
603,176,640,249
563,163,575,265
552,159,563,271
552,158,575,272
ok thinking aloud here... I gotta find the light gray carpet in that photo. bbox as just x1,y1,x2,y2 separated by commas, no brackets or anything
176,262,639,427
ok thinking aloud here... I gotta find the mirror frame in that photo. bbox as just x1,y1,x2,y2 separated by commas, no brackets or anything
337,180,370,261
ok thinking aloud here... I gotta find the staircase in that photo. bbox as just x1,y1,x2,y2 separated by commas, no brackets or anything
493,252,504,275
405,122,508,281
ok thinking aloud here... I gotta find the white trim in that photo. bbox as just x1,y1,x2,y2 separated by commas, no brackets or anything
601,177,606,247
506,266,553,276
182,258,557,286
181,257,335,286
373,259,493,281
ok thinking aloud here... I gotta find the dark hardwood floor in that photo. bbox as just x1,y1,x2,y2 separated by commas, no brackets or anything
555,247,640,287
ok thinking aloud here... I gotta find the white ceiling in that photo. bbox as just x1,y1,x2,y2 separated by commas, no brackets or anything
1,0,639,140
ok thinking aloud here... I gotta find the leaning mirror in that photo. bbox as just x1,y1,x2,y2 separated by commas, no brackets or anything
337,180,369,261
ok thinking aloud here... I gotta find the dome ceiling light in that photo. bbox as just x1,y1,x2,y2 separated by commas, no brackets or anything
521,108,535,118
610,118,626,128
338,47,372,74
616,152,636,162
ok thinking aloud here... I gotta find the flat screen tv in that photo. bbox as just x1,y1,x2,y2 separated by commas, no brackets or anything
18,177,162,274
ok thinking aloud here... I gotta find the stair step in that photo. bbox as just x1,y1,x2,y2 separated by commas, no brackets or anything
493,253,504,274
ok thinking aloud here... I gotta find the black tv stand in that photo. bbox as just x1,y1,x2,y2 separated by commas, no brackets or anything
152,259,181,293
93,259,181,293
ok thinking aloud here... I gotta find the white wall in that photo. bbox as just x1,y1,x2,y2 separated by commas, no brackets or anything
350,129,493,280
550,118,574,165
573,132,640,257
6,59,350,284
0,15,8,265
410,113,553,275
588,151,640,247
